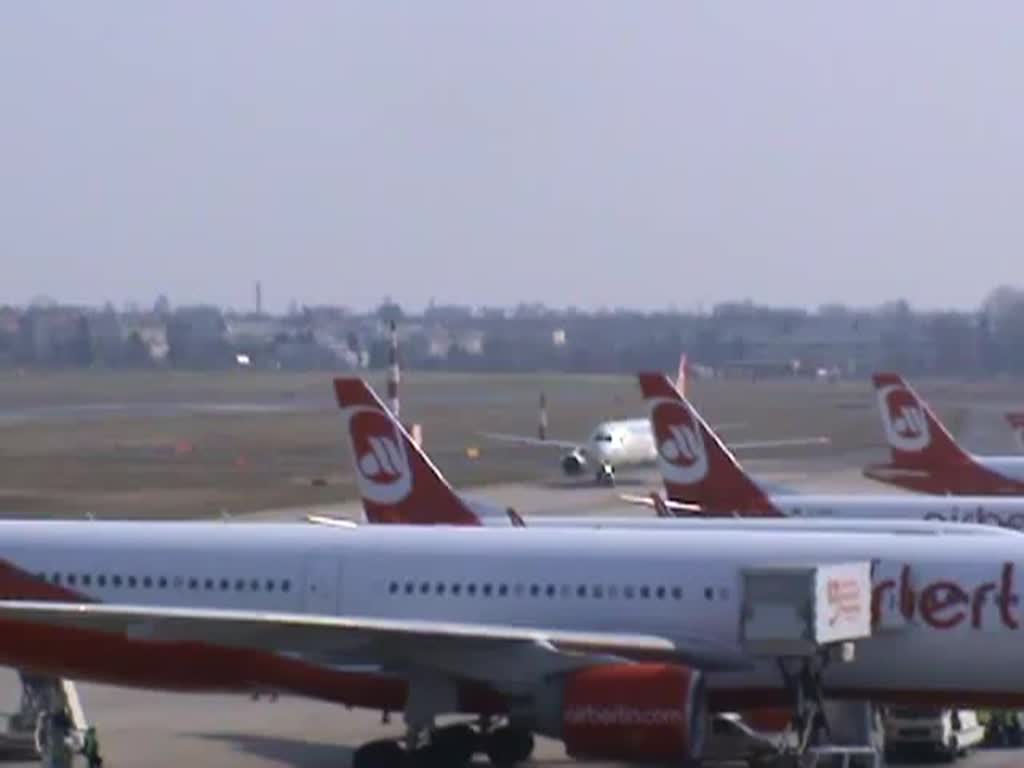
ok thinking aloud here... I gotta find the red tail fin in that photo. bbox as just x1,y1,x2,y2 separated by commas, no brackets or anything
636,373,779,516
333,378,480,525
872,373,971,469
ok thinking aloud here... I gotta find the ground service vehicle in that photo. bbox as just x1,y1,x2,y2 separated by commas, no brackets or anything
885,708,985,761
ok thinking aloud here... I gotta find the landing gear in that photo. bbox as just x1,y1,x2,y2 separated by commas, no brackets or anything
430,723,478,765
595,463,615,486
352,739,405,768
942,735,959,762
483,726,534,767
353,721,534,768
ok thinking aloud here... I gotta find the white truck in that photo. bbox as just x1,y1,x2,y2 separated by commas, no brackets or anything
884,708,985,762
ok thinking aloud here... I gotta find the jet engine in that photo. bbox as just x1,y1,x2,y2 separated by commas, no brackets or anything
530,663,707,764
560,449,588,476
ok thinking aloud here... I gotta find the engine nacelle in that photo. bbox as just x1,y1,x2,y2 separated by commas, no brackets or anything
560,449,588,476
531,664,706,764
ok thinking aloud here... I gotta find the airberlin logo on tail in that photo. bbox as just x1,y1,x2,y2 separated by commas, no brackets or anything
878,384,930,452
650,399,707,484
347,406,413,505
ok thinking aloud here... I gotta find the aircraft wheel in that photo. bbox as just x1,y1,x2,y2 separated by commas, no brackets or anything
352,739,405,768
595,465,615,486
430,724,478,766
942,736,959,762
484,727,534,767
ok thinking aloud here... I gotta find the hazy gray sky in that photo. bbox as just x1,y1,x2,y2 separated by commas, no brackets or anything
2,3,1022,313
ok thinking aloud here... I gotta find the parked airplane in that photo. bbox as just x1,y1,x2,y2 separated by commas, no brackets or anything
864,373,1024,495
634,371,1024,530
482,356,822,485
334,377,1013,536
0,520,1023,768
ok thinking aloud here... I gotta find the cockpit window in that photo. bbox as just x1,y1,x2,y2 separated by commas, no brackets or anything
594,432,613,442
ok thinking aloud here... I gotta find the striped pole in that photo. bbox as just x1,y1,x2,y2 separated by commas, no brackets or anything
387,321,400,418
538,391,548,441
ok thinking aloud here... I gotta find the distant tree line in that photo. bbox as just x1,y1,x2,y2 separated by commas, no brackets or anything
4,286,1024,377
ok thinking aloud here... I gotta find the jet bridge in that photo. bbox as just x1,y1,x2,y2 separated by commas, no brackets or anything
741,562,873,658
739,562,875,760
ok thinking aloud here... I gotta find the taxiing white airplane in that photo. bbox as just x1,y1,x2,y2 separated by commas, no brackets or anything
483,356,821,485
636,372,1024,531
334,378,1010,536
864,373,1024,495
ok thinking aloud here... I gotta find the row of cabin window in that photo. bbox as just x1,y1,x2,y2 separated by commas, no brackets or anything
42,572,292,593
387,581,724,601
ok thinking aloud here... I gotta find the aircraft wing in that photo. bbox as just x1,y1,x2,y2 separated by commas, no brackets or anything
730,436,830,451
480,433,584,452
619,494,703,516
305,514,358,528
0,601,750,681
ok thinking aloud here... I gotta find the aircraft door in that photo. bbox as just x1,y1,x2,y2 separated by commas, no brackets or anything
304,555,341,614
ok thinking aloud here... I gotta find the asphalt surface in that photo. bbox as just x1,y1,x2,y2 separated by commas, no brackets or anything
1,674,1021,768
0,462,1020,767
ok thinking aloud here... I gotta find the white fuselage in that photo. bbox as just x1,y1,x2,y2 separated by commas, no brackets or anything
765,493,1024,531
1,521,1023,704
588,419,656,467
975,455,1024,483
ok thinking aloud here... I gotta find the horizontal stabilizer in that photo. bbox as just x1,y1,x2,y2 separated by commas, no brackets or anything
619,494,704,516
731,436,830,451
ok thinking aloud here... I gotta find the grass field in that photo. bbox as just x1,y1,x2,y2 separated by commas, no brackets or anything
0,369,1020,519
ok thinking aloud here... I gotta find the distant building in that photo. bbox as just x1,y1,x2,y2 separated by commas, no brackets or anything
122,320,170,363
86,309,124,364
225,316,285,347
167,307,229,367
18,307,80,364
453,328,485,356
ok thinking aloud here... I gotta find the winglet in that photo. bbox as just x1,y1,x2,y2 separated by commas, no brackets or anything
650,492,673,519
676,354,688,397
637,372,780,516
1006,413,1024,451
334,378,481,526
871,372,971,468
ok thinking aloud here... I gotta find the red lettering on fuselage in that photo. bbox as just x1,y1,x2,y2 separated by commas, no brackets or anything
1001,562,1019,629
971,582,996,629
919,582,968,629
871,562,1018,631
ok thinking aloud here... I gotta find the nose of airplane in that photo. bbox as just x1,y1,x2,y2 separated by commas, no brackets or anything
590,436,617,463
